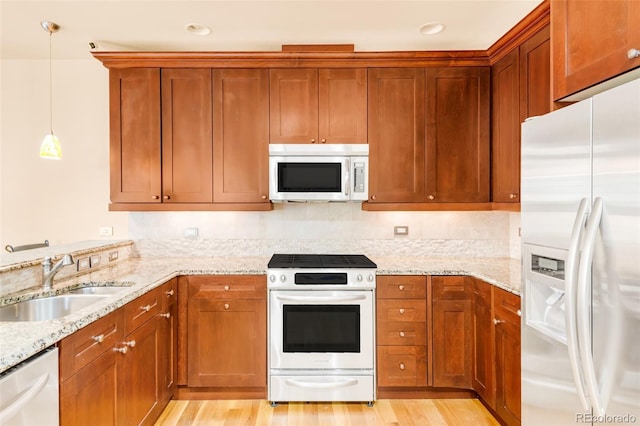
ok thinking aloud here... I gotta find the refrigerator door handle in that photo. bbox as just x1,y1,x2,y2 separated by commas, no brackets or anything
565,197,590,411
577,197,605,416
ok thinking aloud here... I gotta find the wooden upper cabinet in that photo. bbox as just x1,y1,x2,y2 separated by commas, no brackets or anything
213,69,270,203
552,0,640,100
426,67,490,203
318,69,367,144
520,25,551,120
491,50,521,204
161,69,213,203
109,68,161,203
269,68,367,144
368,68,426,203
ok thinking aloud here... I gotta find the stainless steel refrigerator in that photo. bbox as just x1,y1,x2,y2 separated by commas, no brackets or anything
521,77,640,425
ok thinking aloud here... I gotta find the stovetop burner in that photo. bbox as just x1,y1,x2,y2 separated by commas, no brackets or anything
268,254,377,269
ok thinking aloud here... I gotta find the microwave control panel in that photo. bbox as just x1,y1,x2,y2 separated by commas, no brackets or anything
353,162,365,193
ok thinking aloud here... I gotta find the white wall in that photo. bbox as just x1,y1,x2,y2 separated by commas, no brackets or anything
0,58,128,248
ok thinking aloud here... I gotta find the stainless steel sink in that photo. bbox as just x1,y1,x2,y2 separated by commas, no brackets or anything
66,286,128,295
0,294,107,322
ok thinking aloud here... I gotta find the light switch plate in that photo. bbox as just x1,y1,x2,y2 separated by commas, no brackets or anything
77,257,90,272
90,255,101,268
108,251,119,262
394,226,409,236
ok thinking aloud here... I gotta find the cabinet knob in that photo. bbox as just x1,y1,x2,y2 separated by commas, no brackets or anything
92,334,104,343
517,309,522,317
398,285,405,291
151,195,160,200
123,340,136,348
113,346,128,354
159,312,171,319
321,139,326,143
493,318,505,325
261,195,267,200
399,363,405,371
166,289,175,296
224,285,230,291
224,303,230,310
627,48,640,59
509,193,518,199
428,194,435,200
399,331,406,338
371,195,377,201
399,308,405,314
141,304,152,312
163,195,171,200
311,139,316,143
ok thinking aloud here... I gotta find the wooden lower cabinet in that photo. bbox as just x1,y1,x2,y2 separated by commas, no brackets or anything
472,278,494,405
184,275,267,396
431,276,473,388
59,281,176,426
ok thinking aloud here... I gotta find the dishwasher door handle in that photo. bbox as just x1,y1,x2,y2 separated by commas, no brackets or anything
0,372,49,423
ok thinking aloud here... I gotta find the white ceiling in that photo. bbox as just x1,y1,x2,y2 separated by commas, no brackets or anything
0,0,544,60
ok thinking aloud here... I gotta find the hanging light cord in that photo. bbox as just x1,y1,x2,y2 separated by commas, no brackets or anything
48,29,53,134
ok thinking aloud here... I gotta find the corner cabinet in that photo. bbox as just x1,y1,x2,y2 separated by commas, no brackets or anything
269,68,367,144
551,0,640,100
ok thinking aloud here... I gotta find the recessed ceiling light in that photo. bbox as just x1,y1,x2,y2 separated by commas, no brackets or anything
419,22,445,36
185,23,211,36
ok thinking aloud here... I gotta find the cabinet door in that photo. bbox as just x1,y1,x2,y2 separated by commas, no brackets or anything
368,68,426,203
520,25,551,120
158,279,177,407
213,69,269,203
495,314,521,426
269,69,318,143
161,69,213,203
472,280,494,405
552,0,640,100
491,49,521,203
426,67,490,203
118,317,161,426
109,68,161,203
318,69,367,144
187,298,266,388
432,299,473,388
60,350,119,426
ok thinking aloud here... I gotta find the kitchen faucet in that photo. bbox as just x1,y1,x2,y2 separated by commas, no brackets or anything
42,254,74,290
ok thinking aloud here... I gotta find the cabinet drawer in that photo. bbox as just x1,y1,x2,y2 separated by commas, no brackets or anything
377,276,426,299
377,321,427,346
432,276,471,300
494,287,521,321
377,299,426,322
59,309,124,381
377,346,427,387
188,275,266,300
124,288,161,335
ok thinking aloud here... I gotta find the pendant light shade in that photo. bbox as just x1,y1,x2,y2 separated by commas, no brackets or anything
39,20,62,160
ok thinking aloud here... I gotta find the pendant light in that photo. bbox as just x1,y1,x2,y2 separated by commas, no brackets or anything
39,20,62,159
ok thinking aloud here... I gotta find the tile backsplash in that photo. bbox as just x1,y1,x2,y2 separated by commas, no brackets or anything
129,205,522,259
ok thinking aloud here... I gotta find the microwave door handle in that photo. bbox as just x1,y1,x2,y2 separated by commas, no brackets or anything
344,158,350,197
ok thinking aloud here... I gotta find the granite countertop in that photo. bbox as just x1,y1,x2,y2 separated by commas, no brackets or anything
0,255,521,374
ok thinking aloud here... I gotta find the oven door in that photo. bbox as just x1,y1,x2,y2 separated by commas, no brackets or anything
269,156,349,202
269,290,374,370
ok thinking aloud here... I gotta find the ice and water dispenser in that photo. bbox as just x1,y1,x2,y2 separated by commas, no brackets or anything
523,244,569,344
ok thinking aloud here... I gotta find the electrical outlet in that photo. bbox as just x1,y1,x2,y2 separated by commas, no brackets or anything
394,226,409,236
99,226,113,237
108,251,119,262
77,257,90,272
184,227,199,238
90,255,101,268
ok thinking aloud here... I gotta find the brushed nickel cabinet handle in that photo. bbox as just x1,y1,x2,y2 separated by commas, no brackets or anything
261,195,267,200
428,194,435,200
398,285,405,291
163,195,171,200
151,195,160,200
114,346,128,354
123,340,136,348
311,139,316,143
224,303,230,310
493,318,505,325
141,305,152,312
399,308,405,314
399,331,406,337
159,312,171,318
224,285,230,291
321,139,326,143
627,48,640,59
166,290,174,296
92,334,104,343
399,363,405,371
371,195,377,200
510,193,518,199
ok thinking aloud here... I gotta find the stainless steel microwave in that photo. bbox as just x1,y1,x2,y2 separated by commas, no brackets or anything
269,144,369,202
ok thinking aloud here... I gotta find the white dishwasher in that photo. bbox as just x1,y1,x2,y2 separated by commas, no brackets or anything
0,347,59,426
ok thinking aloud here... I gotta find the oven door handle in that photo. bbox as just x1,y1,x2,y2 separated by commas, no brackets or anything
285,378,358,389
274,294,367,303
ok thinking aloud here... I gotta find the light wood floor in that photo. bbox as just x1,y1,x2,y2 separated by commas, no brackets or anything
154,399,500,425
